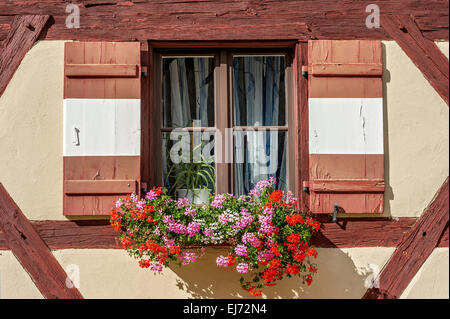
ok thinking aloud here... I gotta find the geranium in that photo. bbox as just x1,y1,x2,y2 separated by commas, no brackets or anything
234,244,248,257
111,178,320,297
187,222,200,237
268,190,283,203
169,245,181,255
146,187,163,200
287,233,302,244
216,255,229,267
286,264,300,275
286,214,304,226
242,232,261,248
256,177,276,190
184,206,197,217
236,263,249,274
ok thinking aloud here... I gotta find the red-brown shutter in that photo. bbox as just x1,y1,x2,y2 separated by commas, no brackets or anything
63,42,141,216
306,40,385,214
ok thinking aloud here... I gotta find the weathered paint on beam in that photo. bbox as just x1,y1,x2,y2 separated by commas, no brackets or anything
382,15,449,105
0,1,448,41
0,15,50,96
0,183,84,299
1,218,448,250
363,177,450,299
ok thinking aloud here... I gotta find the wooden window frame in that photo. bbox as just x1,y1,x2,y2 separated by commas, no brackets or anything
149,45,298,200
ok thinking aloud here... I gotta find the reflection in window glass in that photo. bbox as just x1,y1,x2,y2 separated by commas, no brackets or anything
162,57,215,128
233,56,286,127
161,57,216,198
234,131,287,196
162,132,216,197
233,55,287,196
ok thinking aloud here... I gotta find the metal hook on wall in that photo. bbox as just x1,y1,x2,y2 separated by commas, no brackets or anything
72,125,80,146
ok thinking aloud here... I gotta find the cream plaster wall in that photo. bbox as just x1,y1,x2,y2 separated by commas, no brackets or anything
400,248,449,299
0,251,43,299
50,247,394,299
380,41,449,218
2,246,447,299
0,40,65,221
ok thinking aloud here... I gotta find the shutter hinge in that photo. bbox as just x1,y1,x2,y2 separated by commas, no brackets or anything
141,182,148,195
302,181,310,194
332,203,339,223
141,66,148,78
301,66,308,78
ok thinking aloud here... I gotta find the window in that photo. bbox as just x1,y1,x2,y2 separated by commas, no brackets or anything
153,50,294,198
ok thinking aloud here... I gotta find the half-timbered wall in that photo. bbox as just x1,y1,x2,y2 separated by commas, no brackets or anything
0,40,448,298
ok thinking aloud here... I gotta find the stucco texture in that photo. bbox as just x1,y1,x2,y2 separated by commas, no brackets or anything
401,248,449,299
0,40,65,221
380,41,449,218
50,247,394,299
2,247,447,299
0,251,43,299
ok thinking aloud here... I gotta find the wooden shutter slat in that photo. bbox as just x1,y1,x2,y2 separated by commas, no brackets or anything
310,154,384,180
65,64,139,77
307,40,384,214
63,42,141,216
64,180,137,195
64,42,140,99
310,180,385,193
311,63,382,77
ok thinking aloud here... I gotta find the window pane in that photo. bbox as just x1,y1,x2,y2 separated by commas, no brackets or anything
234,130,287,196
233,56,286,127
162,57,215,128
162,132,216,196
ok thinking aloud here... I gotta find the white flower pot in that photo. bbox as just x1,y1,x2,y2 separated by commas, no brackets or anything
177,189,210,205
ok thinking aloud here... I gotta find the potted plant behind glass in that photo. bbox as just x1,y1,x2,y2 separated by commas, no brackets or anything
164,140,215,204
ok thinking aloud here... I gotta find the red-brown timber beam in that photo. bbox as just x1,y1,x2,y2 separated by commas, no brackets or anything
0,218,448,250
382,14,449,105
363,177,450,299
0,183,83,299
0,15,50,97
0,1,448,42
294,42,310,212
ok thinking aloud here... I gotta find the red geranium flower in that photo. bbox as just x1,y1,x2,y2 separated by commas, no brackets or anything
169,246,181,255
287,233,301,244
306,275,313,286
268,190,283,203
227,256,237,266
286,264,300,275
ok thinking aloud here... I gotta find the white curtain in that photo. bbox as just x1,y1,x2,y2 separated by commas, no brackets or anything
233,56,287,195
163,58,212,128
162,57,213,188
161,56,286,195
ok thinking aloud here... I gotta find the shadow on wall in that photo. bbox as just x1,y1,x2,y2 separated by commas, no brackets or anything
169,247,370,299
314,43,393,220
382,42,394,218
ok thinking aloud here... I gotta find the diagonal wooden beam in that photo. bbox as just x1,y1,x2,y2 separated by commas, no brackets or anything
363,177,449,299
382,14,449,105
0,15,50,97
0,183,83,299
